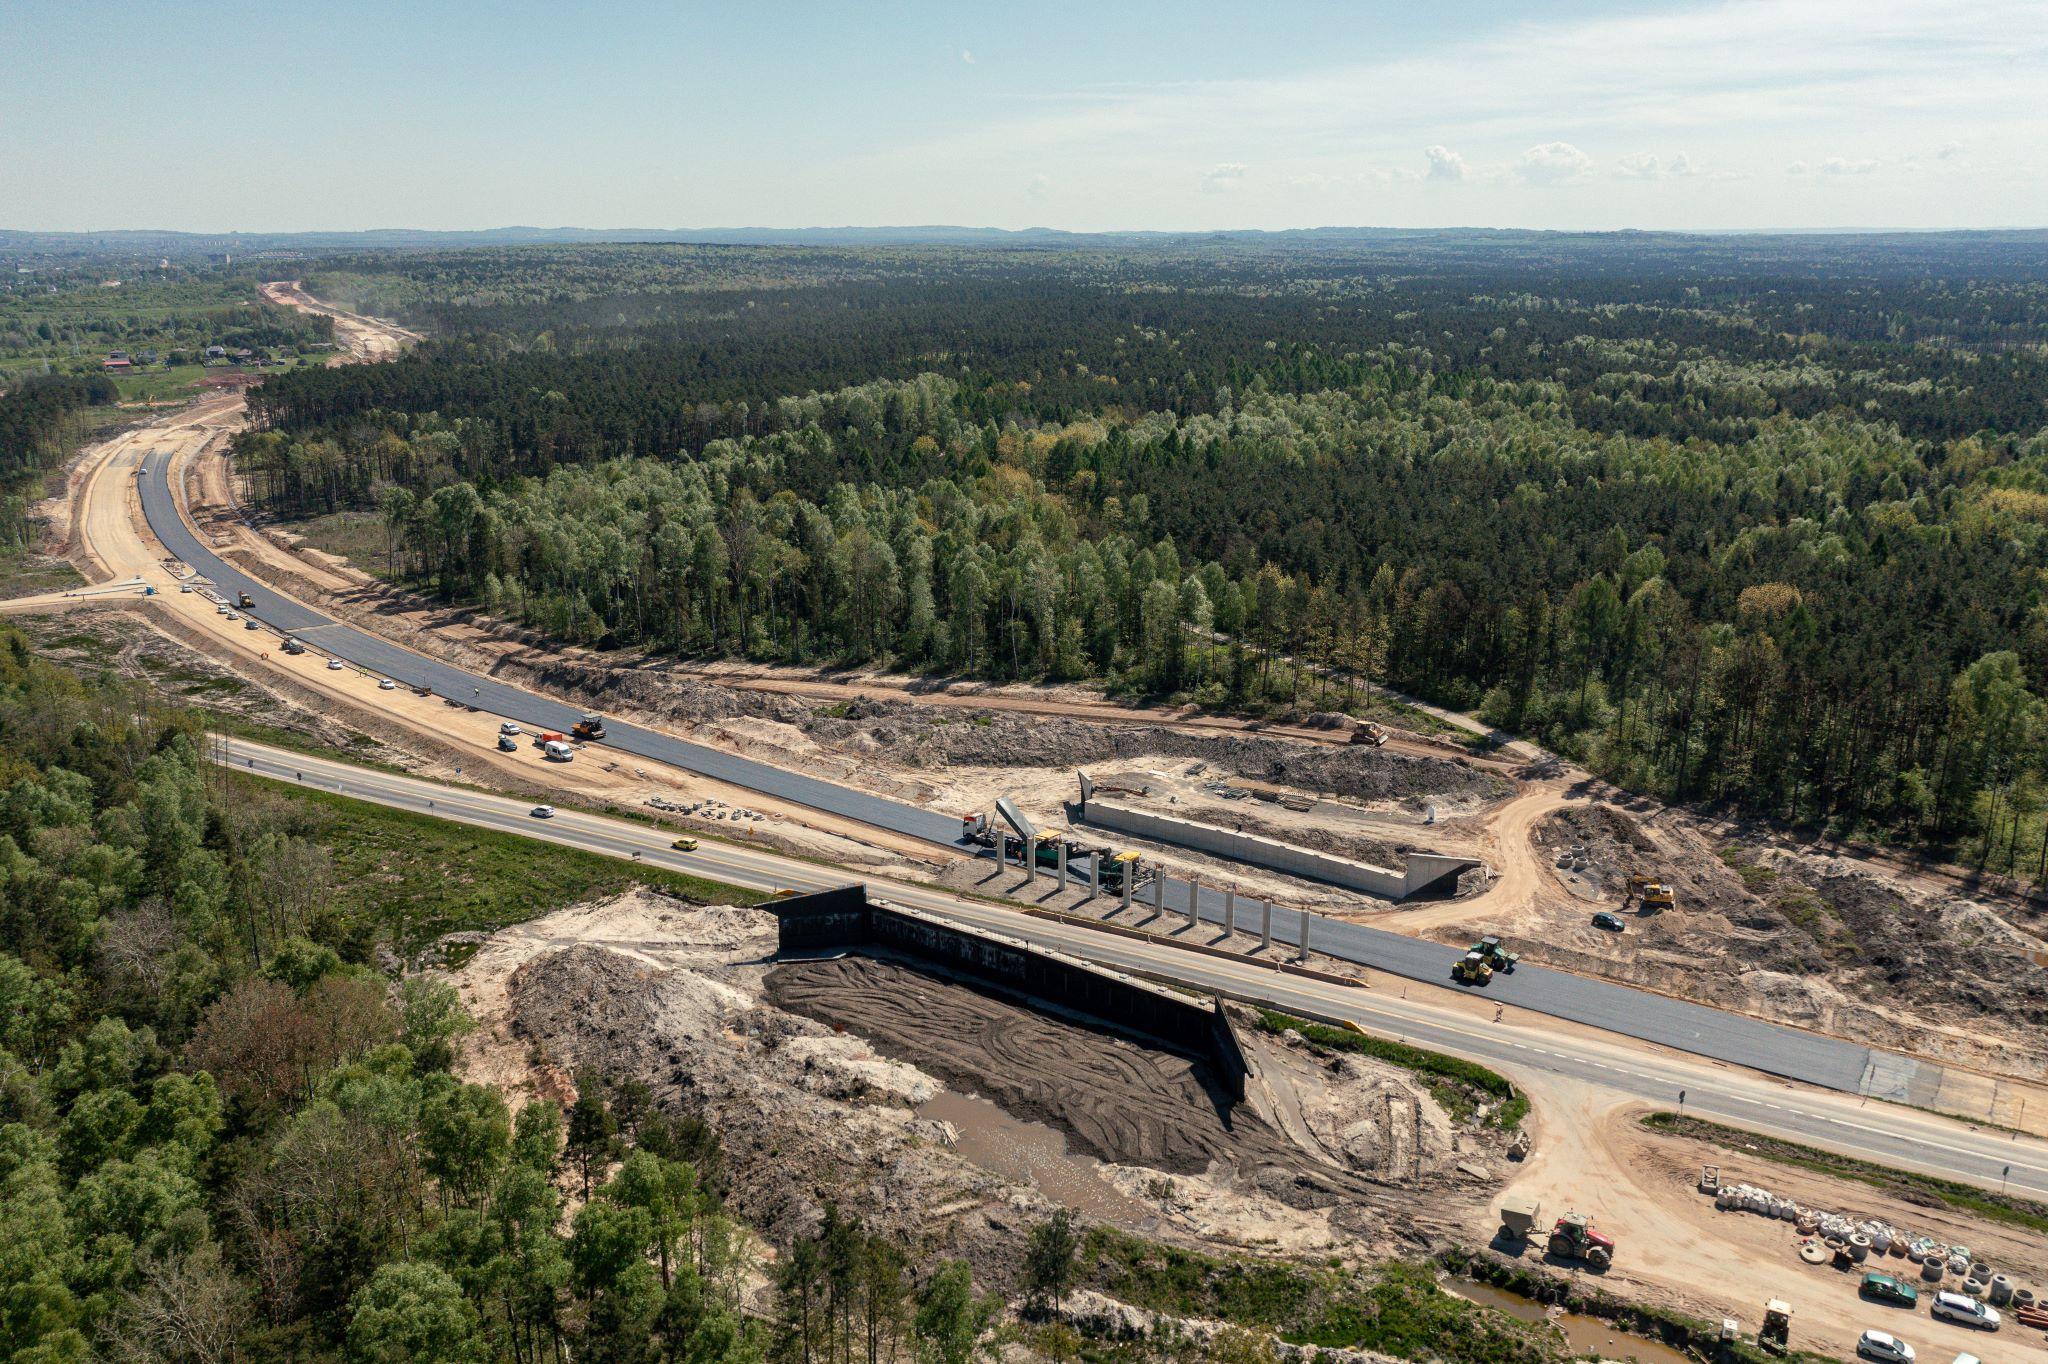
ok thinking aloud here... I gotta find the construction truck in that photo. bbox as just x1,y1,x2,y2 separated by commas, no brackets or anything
1453,950,1494,986
572,712,606,741
1757,1300,1792,1355
1349,720,1387,747
1546,1211,1614,1269
236,591,255,609
1471,935,1519,973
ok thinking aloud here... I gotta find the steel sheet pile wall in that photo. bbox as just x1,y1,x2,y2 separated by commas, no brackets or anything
770,883,1249,1100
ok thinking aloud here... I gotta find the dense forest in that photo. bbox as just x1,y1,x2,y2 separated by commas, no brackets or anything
0,373,119,553
0,629,1041,1363
237,236,2048,868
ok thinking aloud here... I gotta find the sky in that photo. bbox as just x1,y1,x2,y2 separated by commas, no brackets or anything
6,0,2046,233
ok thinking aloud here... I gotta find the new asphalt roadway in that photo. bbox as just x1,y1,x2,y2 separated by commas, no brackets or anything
143,449,1931,1105
221,736,2048,1202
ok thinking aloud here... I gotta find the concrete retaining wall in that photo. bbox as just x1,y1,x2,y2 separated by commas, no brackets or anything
771,884,1249,1101
1080,798,1475,901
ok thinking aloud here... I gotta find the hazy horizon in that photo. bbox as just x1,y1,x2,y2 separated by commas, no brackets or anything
10,0,2045,235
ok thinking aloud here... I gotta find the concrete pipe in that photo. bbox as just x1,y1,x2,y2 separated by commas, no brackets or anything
1989,1276,2014,1306
1920,1259,1945,1283
1798,1242,1830,1266
2012,1288,2036,1310
1849,1234,1871,1262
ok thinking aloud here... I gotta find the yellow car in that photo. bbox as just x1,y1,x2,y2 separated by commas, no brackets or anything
670,837,699,852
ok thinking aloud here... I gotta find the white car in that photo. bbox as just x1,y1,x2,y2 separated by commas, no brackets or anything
326,658,344,671
530,805,554,819
225,611,239,620
378,678,397,690
1858,1330,1914,1363
1931,1294,1999,1331
215,604,229,614
178,584,192,593
1952,1354,1981,1364
499,721,522,735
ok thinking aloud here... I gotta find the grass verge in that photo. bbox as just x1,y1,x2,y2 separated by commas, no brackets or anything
1080,1228,1556,1363
1256,1011,1528,1130
229,771,764,961
1641,1111,2048,1236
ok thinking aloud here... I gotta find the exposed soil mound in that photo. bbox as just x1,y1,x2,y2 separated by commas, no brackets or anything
807,701,1503,806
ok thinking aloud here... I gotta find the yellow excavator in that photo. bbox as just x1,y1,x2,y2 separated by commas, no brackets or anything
1626,874,1676,912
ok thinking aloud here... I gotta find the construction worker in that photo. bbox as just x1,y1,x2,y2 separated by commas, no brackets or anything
1494,1003,1504,1023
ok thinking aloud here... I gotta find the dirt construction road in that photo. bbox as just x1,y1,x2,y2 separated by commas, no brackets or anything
32,286,2048,1355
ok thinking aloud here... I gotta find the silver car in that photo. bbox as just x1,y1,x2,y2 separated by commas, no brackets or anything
1857,1330,1914,1364
1930,1293,1999,1331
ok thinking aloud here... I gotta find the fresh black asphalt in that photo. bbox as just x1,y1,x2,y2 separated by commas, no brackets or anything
141,452,1902,1100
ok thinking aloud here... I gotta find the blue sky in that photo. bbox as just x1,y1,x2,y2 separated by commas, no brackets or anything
7,0,2044,232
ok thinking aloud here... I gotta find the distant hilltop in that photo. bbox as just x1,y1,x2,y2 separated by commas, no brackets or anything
7,223,2048,261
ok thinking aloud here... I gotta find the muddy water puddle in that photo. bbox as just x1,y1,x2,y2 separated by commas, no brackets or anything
918,1090,1159,1230
1443,1279,1694,1364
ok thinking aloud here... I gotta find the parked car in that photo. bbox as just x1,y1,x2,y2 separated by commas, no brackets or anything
1860,1274,1919,1308
178,583,192,593
215,604,229,614
670,837,699,851
224,611,239,621
243,618,260,630
497,735,518,752
1592,911,1625,932
1930,1293,1999,1331
531,805,554,819
326,658,344,671
1857,1330,1914,1363
500,721,522,735
379,678,397,690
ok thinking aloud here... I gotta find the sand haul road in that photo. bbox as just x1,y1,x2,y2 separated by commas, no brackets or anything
218,736,2048,1198
129,435,1955,1105
225,735,2048,1364
54,283,1999,1120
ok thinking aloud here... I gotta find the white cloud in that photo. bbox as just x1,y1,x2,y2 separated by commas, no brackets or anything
1201,162,1248,193
960,50,975,64
1787,159,1811,175
825,0,2048,228
1519,141,1593,184
1937,140,1967,162
1027,173,1052,200
1615,152,1701,179
1423,144,1468,182
1820,156,1878,174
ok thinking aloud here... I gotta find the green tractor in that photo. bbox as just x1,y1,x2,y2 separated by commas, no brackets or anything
1471,935,1519,974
